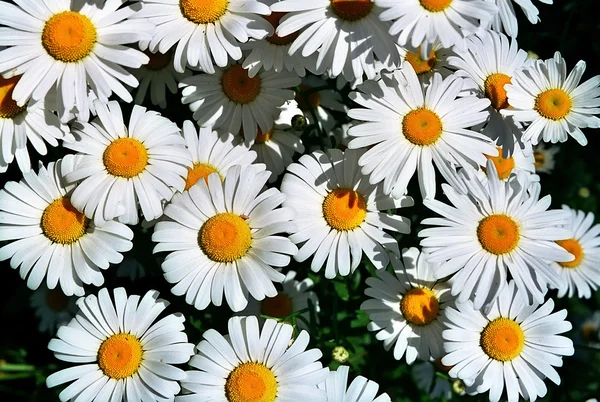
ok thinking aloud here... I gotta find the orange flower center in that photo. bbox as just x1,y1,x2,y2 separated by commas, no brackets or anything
103,138,149,178
180,0,229,24
222,65,262,104
41,197,89,244
533,151,545,168
199,213,252,262
484,73,512,110
400,287,440,326
477,214,520,255
535,89,572,120
97,333,143,379
419,0,453,12
330,0,374,21
184,162,220,190
225,362,278,402
0,76,25,119
255,128,272,144
42,11,97,62
295,85,321,111
265,12,298,46
405,49,437,75
402,108,443,146
145,50,172,71
480,318,524,361
484,147,515,180
322,188,367,231
261,292,293,318
556,238,584,268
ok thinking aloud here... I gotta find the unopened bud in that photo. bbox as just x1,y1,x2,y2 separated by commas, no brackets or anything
331,345,350,363
291,114,307,130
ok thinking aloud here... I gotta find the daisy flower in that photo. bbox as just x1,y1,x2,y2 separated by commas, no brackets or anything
0,75,65,173
180,63,300,143
475,143,536,184
419,160,574,308
30,286,77,335
296,75,347,133
0,156,133,296
132,49,192,109
137,0,272,73
502,51,600,146
550,205,600,299
271,0,400,85
375,0,497,52
178,315,328,401
63,100,192,226
281,149,412,278
249,100,305,182
361,247,454,363
0,0,153,122
448,30,529,156
236,270,320,331
487,0,550,38
398,41,456,84
348,63,496,199
442,280,574,402
532,143,559,174
46,288,195,401
152,165,298,312
320,365,391,402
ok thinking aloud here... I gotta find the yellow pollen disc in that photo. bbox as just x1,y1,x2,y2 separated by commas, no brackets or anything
41,197,89,245
400,287,440,326
484,147,515,180
533,151,544,168
484,73,512,110
145,50,171,71
98,333,144,380
330,0,374,21
556,238,584,268
185,162,220,190
480,318,524,362
180,0,229,24
103,138,149,178
222,65,262,104
46,288,68,312
261,292,293,318
0,76,26,119
419,0,453,12
265,12,298,46
535,88,572,120
199,213,252,262
226,362,278,402
477,214,520,255
42,11,97,63
295,85,321,111
405,48,437,75
255,128,272,144
402,108,443,146
322,188,367,231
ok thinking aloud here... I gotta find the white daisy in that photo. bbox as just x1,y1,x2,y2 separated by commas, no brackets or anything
46,287,195,401
249,100,305,183
0,0,153,122
132,49,192,109
281,149,412,278
375,0,497,52
320,365,391,402
475,143,536,184
448,30,529,156
0,156,133,296
236,270,320,331
297,75,347,134
0,76,65,173
178,315,328,401
271,0,400,85
152,165,298,312
180,63,300,143
361,247,454,363
550,205,600,299
63,100,193,226
137,0,272,73
398,41,456,84
348,63,496,199
30,286,77,335
419,160,574,308
487,0,550,38
532,142,559,174
442,280,574,402
502,51,600,146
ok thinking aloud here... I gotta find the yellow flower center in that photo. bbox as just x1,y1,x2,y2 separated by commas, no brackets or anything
46,288,68,312
322,188,367,231
477,214,520,255
556,238,584,268
535,89,572,120
533,151,545,169
180,0,229,24
222,65,262,104
484,147,515,180
480,318,524,362
0,76,26,119
402,108,443,146
295,85,321,111
255,128,272,144
225,362,278,402
41,197,89,245
330,0,374,21
400,287,440,326
103,138,149,178
97,333,144,380
199,213,252,262
484,73,512,110
405,49,437,76
265,12,298,46
419,0,453,12
261,292,293,318
184,162,220,191
42,11,97,63
145,50,172,71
